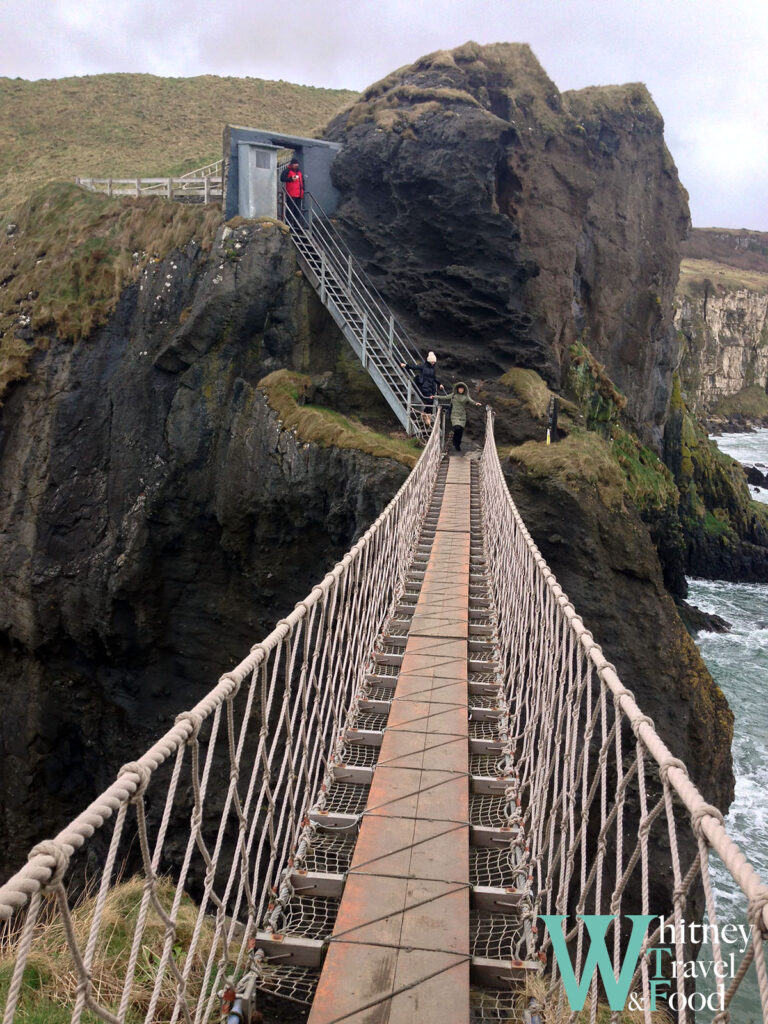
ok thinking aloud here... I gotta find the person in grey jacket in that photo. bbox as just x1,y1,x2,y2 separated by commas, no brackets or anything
444,382,481,451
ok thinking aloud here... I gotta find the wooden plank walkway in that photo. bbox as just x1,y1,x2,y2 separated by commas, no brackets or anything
308,457,472,1024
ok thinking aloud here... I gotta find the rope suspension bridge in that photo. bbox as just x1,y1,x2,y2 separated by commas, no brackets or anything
1,413,767,1023
3,183,767,1023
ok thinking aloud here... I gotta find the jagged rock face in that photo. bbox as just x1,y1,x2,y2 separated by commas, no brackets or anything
325,41,689,439
676,287,768,413
0,223,408,881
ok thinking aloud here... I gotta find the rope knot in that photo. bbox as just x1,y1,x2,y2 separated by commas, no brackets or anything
630,713,654,738
218,671,242,699
249,641,268,661
690,803,725,838
119,761,152,802
659,757,688,785
610,683,634,704
175,710,203,741
747,885,768,937
28,839,70,889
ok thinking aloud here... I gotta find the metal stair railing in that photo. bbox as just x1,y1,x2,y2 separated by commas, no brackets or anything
282,190,428,437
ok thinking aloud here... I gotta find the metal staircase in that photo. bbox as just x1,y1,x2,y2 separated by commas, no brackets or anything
282,191,428,437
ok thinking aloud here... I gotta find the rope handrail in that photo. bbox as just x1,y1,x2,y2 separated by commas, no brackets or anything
0,414,445,1024
479,407,768,1021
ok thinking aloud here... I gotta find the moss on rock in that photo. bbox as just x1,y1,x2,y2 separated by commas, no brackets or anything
258,369,420,467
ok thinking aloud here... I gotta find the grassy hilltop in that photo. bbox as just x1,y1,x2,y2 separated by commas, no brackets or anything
0,73,358,397
0,73,358,219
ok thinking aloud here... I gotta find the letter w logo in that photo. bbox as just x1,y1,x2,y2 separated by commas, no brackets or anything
540,914,654,1011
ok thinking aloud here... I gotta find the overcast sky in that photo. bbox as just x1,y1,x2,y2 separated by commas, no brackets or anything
2,0,766,230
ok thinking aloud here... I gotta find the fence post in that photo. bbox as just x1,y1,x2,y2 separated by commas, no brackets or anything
107,178,113,198
135,178,140,197
204,176,210,204
167,178,172,200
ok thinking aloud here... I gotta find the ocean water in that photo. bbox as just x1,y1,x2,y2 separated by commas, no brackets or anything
686,430,768,1020
712,427,768,504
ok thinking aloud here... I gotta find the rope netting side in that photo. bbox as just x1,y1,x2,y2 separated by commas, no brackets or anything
479,409,768,1024
0,415,444,1024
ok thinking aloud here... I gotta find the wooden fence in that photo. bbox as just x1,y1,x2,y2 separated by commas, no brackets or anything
75,175,223,203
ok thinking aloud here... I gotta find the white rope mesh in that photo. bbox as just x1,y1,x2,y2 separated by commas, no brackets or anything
479,407,768,1023
0,416,444,1024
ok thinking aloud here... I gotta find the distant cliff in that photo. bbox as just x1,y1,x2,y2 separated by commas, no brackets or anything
325,41,690,442
676,228,768,422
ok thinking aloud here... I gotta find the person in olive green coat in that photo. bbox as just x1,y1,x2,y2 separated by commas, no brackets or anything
444,382,481,452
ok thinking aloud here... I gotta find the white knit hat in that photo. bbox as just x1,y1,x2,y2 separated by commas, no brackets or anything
427,351,437,364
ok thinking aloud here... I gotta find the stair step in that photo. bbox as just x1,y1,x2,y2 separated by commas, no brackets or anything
333,762,374,785
288,870,346,899
471,886,526,913
470,956,541,988
252,931,325,968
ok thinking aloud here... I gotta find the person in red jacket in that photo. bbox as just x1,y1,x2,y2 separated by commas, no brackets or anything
281,158,304,223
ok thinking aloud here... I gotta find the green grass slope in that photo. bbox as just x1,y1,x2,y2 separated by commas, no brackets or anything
0,73,358,219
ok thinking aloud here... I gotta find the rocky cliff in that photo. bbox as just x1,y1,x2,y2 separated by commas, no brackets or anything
676,228,768,421
325,41,690,441
0,217,409,880
0,51,737,893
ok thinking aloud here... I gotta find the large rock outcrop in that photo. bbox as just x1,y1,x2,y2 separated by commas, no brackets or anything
325,42,689,440
0,221,408,881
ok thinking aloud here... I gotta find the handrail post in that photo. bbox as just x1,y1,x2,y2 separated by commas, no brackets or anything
320,250,327,303
362,315,368,368
406,380,413,436
388,315,395,353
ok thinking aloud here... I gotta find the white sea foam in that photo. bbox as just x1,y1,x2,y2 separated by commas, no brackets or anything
711,429,768,504
687,446,768,1018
